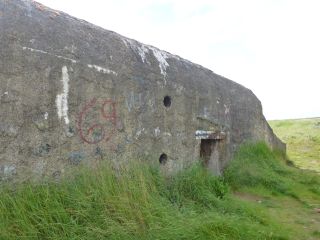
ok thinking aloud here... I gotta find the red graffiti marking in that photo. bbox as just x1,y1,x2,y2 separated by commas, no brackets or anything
78,98,117,144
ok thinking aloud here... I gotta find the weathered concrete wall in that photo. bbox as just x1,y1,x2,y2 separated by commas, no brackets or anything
0,0,285,181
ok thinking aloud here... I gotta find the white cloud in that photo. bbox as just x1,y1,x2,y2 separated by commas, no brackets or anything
36,0,320,119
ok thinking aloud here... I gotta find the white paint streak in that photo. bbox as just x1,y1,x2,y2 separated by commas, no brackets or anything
87,64,118,76
122,39,150,64
0,91,8,100
195,130,215,140
121,38,129,48
137,45,149,63
163,132,172,137
23,46,47,54
149,46,169,77
224,104,230,115
121,37,178,80
154,127,161,137
22,46,119,76
136,130,142,137
22,46,77,63
195,130,226,140
56,66,70,125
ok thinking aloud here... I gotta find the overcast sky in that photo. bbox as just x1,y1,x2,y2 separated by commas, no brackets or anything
36,0,320,120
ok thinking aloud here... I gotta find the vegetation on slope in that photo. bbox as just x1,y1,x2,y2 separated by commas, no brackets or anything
269,117,320,172
1,143,319,240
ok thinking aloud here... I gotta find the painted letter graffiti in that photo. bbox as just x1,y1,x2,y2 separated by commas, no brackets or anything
78,98,117,144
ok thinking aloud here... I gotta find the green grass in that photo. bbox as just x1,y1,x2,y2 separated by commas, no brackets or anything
269,118,320,172
225,143,319,198
1,143,319,239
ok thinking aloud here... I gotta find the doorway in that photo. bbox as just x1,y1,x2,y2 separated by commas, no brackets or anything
200,139,221,175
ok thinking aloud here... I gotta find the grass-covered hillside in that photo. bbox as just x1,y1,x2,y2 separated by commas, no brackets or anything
1,143,320,240
269,118,320,172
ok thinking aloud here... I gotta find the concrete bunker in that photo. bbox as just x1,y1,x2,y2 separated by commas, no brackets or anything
0,0,286,181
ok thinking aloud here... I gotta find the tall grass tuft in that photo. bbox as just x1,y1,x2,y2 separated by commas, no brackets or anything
2,143,316,239
224,142,320,199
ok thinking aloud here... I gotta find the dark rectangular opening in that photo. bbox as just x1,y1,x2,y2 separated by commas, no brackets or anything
200,139,222,175
200,139,215,167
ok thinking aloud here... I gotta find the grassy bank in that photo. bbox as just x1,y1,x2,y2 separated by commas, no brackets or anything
1,143,319,239
269,117,320,172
